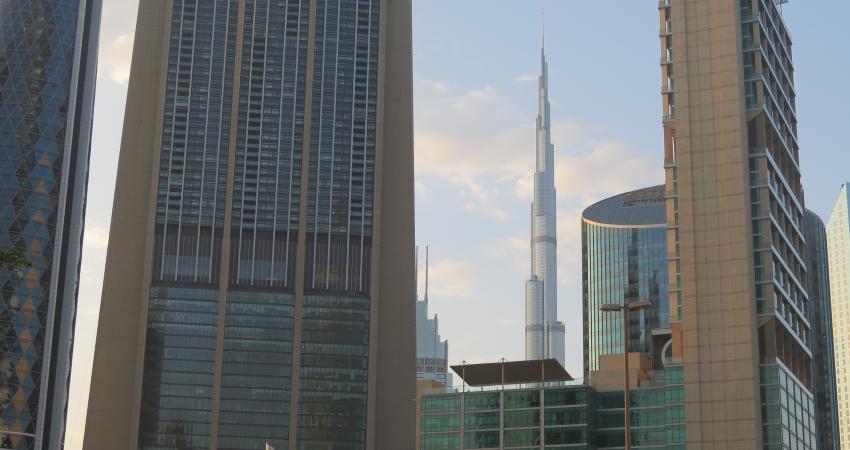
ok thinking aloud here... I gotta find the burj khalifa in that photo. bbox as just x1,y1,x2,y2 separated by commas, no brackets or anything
525,41,566,367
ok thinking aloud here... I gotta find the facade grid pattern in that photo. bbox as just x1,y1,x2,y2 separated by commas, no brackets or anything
582,217,668,379
0,0,100,448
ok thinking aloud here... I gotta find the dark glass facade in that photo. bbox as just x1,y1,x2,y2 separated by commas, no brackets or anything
582,186,669,379
0,0,100,448
804,210,840,450
420,366,686,450
137,0,382,448
139,288,218,449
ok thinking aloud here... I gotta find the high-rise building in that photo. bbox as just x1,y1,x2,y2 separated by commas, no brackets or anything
805,209,840,449
525,40,565,368
660,0,814,447
0,1,101,449
827,183,850,449
416,302,450,386
581,185,669,382
83,1,415,449
416,248,451,386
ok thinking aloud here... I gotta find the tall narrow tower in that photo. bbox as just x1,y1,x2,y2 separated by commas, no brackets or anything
659,0,815,447
0,1,101,449
525,38,565,367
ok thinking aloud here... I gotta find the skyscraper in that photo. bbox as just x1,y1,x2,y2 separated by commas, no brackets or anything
827,183,850,449
525,40,565,367
83,1,415,449
0,1,101,449
805,209,840,450
660,0,814,447
415,248,451,386
582,185,669,382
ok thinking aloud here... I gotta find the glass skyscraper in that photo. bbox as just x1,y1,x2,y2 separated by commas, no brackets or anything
581,185,669,381
416,299,451,387
0,1,101,449
804,209,840,450
83,1,415,449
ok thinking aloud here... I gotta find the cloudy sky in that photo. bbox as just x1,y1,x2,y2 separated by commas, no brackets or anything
65,1,850,447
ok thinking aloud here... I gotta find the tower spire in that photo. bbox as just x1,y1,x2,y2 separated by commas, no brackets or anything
525,19,564,367
541,9,545,52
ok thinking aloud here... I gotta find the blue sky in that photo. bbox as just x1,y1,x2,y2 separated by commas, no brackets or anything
65,1,850,447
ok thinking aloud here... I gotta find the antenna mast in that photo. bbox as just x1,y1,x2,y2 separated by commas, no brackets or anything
425,246,430,305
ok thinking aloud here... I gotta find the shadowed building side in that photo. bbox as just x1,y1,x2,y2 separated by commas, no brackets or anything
83,0,415,449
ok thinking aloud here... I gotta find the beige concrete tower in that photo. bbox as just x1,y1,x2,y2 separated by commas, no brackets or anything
83,1,415,449
660,0,814,448
827,184,850,449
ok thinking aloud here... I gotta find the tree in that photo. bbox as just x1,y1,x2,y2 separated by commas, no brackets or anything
0,249,30,271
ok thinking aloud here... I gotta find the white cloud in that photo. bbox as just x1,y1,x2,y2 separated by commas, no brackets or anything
415,180,427,197
420,258,480,299
515,74,537,83
415,79,661,220
83,226,110,250
98,32,135,85
463,203,509,220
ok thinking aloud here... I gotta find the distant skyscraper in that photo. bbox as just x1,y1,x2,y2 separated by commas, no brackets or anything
0,1,101,449
582,186,669,382
83,1,415,449
415,247,451,386
661,0,814,447
525,39,565,367
827,183,850,449
806,209,840,450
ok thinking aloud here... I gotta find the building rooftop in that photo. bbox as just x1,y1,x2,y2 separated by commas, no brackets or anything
450,359,573,387
582,184,666,227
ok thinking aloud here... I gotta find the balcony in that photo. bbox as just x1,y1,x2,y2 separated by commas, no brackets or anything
660,20,672,36
658,0,671,8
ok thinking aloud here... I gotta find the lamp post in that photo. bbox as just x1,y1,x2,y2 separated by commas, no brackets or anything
599,299,651,450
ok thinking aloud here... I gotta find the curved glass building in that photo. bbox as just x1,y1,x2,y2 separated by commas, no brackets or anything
581,185,668,381
0,1,101,449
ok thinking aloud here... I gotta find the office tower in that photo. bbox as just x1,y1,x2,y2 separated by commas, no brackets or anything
806,210,840,449
83,0,415,449
581,185,669,382
525,40,565,367
660,0,814,447
416,303,450,385
828,184,850,449
416,248,451,386
0,1,101,449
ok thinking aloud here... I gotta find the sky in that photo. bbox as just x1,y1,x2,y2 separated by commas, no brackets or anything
64,1,850,447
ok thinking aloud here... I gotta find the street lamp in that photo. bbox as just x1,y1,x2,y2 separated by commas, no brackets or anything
599,299,651,450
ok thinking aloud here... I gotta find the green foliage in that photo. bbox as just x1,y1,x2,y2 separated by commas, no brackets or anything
0,248,31,271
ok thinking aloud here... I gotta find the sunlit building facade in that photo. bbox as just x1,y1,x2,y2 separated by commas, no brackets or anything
525,43,565,367
827,184,850,449
0,1,101,449
660,0,815,446
83,0,416,449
